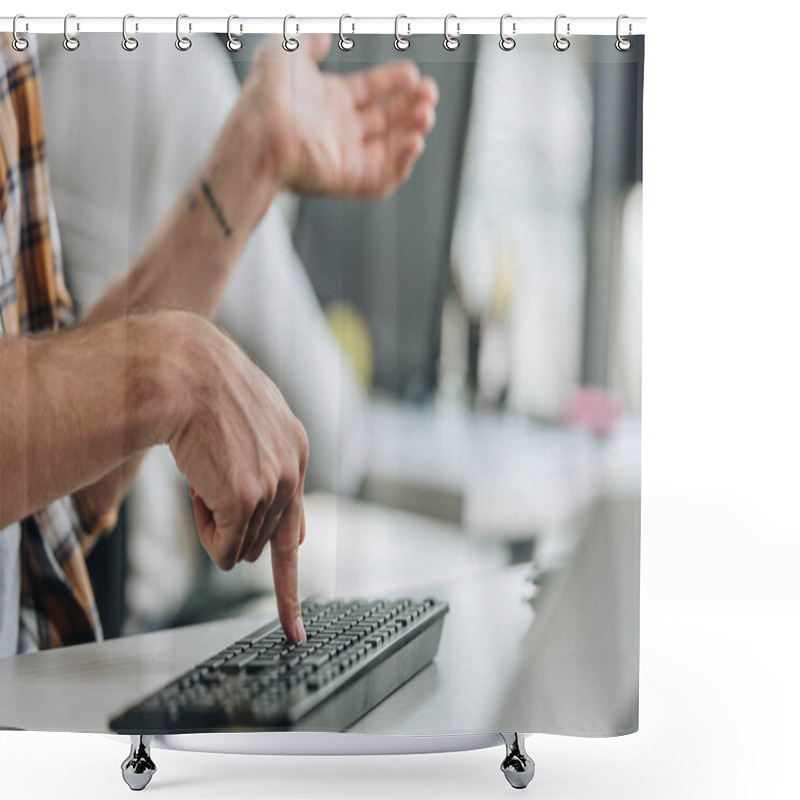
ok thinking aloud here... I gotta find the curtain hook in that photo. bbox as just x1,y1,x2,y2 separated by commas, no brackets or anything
63,14,80,51
339,14,355,51
615,14,632,51
553,14,571,51
499,14,516,51
12,14,29,52
175,13,192,51
283,15,299,52
443,13,460,51
121,14,138,51
226,15,243,52
394,15,410,51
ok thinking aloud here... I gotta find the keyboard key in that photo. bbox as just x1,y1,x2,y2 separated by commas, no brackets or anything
246,655,283,671
234,636,262,646
305,653,331,670
200,656,227,670
222,651,260,671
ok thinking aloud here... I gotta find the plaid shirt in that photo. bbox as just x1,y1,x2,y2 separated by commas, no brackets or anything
1,34,102,651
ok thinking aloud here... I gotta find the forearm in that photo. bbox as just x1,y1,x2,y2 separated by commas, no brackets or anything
85,95,279,324
0,312,190,529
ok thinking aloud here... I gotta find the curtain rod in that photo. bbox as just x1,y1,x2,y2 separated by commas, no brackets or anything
0,16,646,37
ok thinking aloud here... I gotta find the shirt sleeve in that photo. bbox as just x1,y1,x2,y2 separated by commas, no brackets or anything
70,489,120,556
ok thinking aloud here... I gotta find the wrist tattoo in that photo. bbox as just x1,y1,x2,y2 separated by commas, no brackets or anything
198,178,233,238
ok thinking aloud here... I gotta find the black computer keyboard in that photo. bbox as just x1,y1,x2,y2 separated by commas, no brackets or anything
110,597,448,734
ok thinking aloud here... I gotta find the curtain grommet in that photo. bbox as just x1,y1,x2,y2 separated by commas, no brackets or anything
615,15,632,51
63,14,80,51
226,15,243,52
283,15,299,52
339,14,355,51
553,14,571,51
443,14,460,51
12,15,29,52
121,14,138,51
175,14,192,52
499,14,516,51
394,15,410,51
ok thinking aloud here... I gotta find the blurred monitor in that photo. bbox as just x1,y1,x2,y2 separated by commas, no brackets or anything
291,37,478,402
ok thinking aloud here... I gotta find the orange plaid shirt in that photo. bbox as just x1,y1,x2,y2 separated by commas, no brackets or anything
1,34,102,651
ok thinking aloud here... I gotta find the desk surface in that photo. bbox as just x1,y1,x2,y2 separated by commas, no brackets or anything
0,497,638,737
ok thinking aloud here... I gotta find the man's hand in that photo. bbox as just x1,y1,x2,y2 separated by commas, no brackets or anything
242,34,439,199
165,314,309,642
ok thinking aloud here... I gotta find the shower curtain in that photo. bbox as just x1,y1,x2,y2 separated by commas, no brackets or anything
0,19,643,749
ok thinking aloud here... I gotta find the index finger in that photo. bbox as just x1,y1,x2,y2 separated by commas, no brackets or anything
345,61,421,109
270,493,306,642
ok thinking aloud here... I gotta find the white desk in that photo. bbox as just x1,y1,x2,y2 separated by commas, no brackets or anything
0,495,638,738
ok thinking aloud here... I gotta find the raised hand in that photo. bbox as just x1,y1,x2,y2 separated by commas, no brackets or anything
243,34,439,199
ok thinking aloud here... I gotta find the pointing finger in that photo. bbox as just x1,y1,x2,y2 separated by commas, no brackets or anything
270,494,305,642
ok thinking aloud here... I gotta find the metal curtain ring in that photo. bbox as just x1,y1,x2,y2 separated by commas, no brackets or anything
283,15,299,52
553,14,570,51
122,14,138,51
339,14,355,51
63,14,80,51
615,14,632,51
394,15,410,51
175,14,192,51
499,14,516,51
443,14,460,51
12,15,29,52
227,15,243,52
